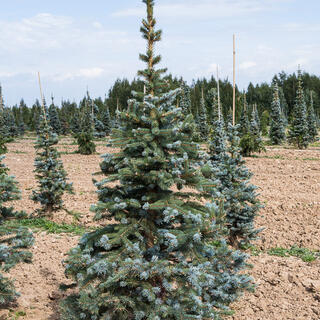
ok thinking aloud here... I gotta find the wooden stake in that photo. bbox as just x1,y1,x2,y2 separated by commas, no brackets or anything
217,65,221,121
233,34,236,126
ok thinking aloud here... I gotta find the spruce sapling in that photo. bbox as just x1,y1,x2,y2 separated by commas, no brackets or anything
32,100,73,214
61,1,252,319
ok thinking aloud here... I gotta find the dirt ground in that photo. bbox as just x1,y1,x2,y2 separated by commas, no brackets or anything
1,137,319,320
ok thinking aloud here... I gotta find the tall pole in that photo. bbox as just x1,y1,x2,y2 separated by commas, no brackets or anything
233,34,236,126
217,65,221,121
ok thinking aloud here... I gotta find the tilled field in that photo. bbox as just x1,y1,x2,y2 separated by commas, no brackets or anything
1,137,319,320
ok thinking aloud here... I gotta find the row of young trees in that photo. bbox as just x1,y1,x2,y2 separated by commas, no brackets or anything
0,1,264,318
1,71,318,156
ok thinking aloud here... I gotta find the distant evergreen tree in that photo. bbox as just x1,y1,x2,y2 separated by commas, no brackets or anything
278,86,288,126
49,96,62,135
60,109,70,135
86,93,106,138
0,100,6,138
0,86,18,139
180,81,191,114
77,95,96,154
70,109,81,135
253,105,260,130
101,105,111,136
288,69,309,149
250,108,264,153
203,121,262,247
198,89,208,140
307,92,318,142
0,135,7,155
32,106,73,214
260,110,270,136
5,108,19,138
61,1,252,319
76,132,96,155
207,87,221,127
269,83,286,145
19,99,30,130
238,95,250,137
0,153,34,304
240,108,264,157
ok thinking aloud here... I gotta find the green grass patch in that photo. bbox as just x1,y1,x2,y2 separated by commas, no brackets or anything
268,246,319,262
5,218,90,235
10,150,27,154
59,151,78,155
8,310,27,320
310,141,320,147
251,154,285,160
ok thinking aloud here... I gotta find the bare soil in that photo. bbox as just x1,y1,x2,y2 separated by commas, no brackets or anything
1,137,319,320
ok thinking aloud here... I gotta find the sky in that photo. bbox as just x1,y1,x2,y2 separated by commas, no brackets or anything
0,0,319,106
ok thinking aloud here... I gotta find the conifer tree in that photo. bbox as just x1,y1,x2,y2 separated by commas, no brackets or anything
288,69,309,149
49,96,62,135
278,86,288,126
260,110,270,136
70,109,81,135
307,91,318,142
249,108,265,155
61,1,252,318
239,96,262,156
238,95,250,137
101,105,111,136
204,121,262,247
198,89,208,140
87,94,105,138
253,105,260,130
207,88,222,131
0,153,34,304
0,134,7,155
77,94,96,155
32,104,73,214
18,108,26,136
180,81,191,114
269,82,286,145
0,99,6,138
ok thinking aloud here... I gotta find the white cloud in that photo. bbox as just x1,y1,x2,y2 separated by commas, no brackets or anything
113,0,289,19
79,67,104,78
239,61,257,70
283,23,320,32
92,21,103,29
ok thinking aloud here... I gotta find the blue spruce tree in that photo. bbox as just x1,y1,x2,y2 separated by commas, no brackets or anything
32,103,73,214
77,94,96,155
307,91,318,143
49,95,62,135
198,89,208,140
0,153,34,304
238,94,250,137
269,82,286,145
60,1,252,319
203,120,262,247
288,69,309,149
101,104,111,136
180,81,191,114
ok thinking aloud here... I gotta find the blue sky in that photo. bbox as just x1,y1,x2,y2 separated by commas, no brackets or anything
0,0,319,105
